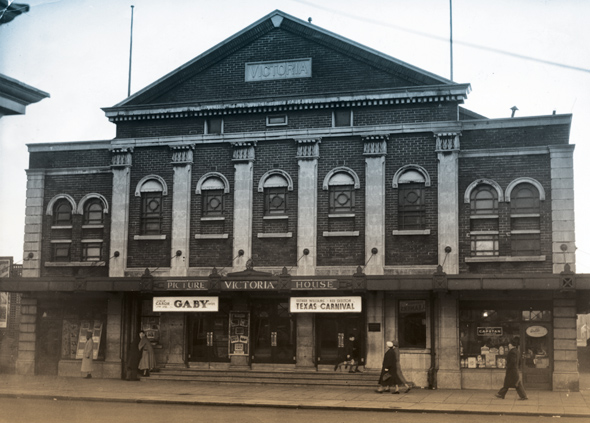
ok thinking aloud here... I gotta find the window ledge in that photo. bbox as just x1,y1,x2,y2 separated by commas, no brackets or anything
195,234,229,239
323,231,360,237
509,230,540,234
328,213,355,218
81,239,103,243
465,255,546,263
51,225,73,229
392,229,431,236
263,215,289,220
257,232,293,238
50,239,71,244
134,235,167,240
510,213,540,218
82,224,104,229
470,231,499,235
200,216,225,221
469,215,498,220
45,261,106,267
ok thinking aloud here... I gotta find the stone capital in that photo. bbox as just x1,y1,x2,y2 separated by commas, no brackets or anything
434,132,461,153
110,147,134,168
295,137,321,160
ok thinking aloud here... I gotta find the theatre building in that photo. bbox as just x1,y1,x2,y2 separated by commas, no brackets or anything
1,10,588,391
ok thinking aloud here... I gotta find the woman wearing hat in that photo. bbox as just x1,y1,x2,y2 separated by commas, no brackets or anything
377,340,411,394
391,340,411,394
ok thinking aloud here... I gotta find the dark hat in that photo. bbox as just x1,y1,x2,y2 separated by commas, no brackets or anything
511,336,520,347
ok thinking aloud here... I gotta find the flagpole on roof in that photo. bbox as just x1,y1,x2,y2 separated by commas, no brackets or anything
449,0,453,81
128,5,135,97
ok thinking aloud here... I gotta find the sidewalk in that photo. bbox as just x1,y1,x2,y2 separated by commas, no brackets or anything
1,374,590,418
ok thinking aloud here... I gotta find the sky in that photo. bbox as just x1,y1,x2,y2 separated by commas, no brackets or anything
0,0,589,271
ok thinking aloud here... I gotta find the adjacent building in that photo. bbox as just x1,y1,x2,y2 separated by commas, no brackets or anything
1,10,587,391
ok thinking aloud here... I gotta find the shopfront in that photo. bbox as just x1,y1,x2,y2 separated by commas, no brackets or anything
459,299,553,390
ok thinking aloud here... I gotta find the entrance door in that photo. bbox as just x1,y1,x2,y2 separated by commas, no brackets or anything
522,322,552,390
316,314,363,366
35,306,62,375
187,303,230,363
251,300,296,364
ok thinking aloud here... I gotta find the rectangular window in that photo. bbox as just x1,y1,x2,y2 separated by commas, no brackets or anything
206,117,223,134
511,234,540,256
333,109,352,127
265,187,287,215
266,115,288,126
141,192,162,235
398,300,426,349
329,185,354,214
471,234,499,256
398,183,425,230
202,189,224,216
82,242,102,261
53,243,71,262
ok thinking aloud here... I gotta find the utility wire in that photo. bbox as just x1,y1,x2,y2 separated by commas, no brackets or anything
291,0,590,74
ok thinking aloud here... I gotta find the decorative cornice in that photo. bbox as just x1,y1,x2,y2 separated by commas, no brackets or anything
170,144,194,165
362,134,388,156
231,141,257,162
295,137,321,159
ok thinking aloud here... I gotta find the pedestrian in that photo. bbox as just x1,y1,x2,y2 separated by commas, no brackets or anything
126,334,141,381
138,330,156,377
495,336,528,400
391,340,411,394
81,331,94,379
345,334,361,373
376,341,395,393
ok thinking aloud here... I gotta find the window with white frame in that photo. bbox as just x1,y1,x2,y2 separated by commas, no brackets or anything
82,241,103,262
328,172,355,214
470,183,499,256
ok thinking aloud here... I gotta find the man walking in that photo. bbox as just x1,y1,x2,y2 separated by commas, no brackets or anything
495,336,528,400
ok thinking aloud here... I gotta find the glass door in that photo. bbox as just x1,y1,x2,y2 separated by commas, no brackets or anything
316,314,363,366
522,319,552,390
187,302,230,363
251,299,296,364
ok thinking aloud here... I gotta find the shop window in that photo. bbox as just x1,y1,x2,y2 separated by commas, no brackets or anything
333,109,352,127
205,117,223,134
522,310,551,321
52,243,71,262
398,300,426,349
141,299,161,345
53,200,73,226
83,199,104,225
82,242,102,262
61,302,107,361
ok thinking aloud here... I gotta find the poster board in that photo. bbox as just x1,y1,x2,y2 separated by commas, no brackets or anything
229,311,249,356
75,320,103,360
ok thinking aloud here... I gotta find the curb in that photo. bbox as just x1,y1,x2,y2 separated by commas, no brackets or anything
1,392,588,418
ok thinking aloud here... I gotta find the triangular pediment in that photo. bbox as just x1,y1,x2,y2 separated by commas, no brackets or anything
107,10,455,113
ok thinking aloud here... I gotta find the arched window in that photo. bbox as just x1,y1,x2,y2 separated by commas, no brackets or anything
138,178,164,235
510,183,540,214
264,174,289,215
397,169,426,230
53,200,73,226
328,172,355,214
83,199,104,225
201,176,225,216
510,182,541,256
470,184,498,215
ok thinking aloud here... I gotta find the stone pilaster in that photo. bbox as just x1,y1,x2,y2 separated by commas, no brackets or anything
363,135,387,275
553,296,579,391
15,297,37,375
22,170,45,277
294,138,320,368
365,291,384,370
232,142,256,271
435,292,461,389
296,138,320,277
170,145,193,276
436,133,460,274
549,145,575,273
109,148,133,277
102,293,124,377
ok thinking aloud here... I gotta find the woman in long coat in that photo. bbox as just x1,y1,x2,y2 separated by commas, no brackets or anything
138,331,156,377
495,336,528,400
376,341,395,393
81,332,94,379
391,340,411,393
